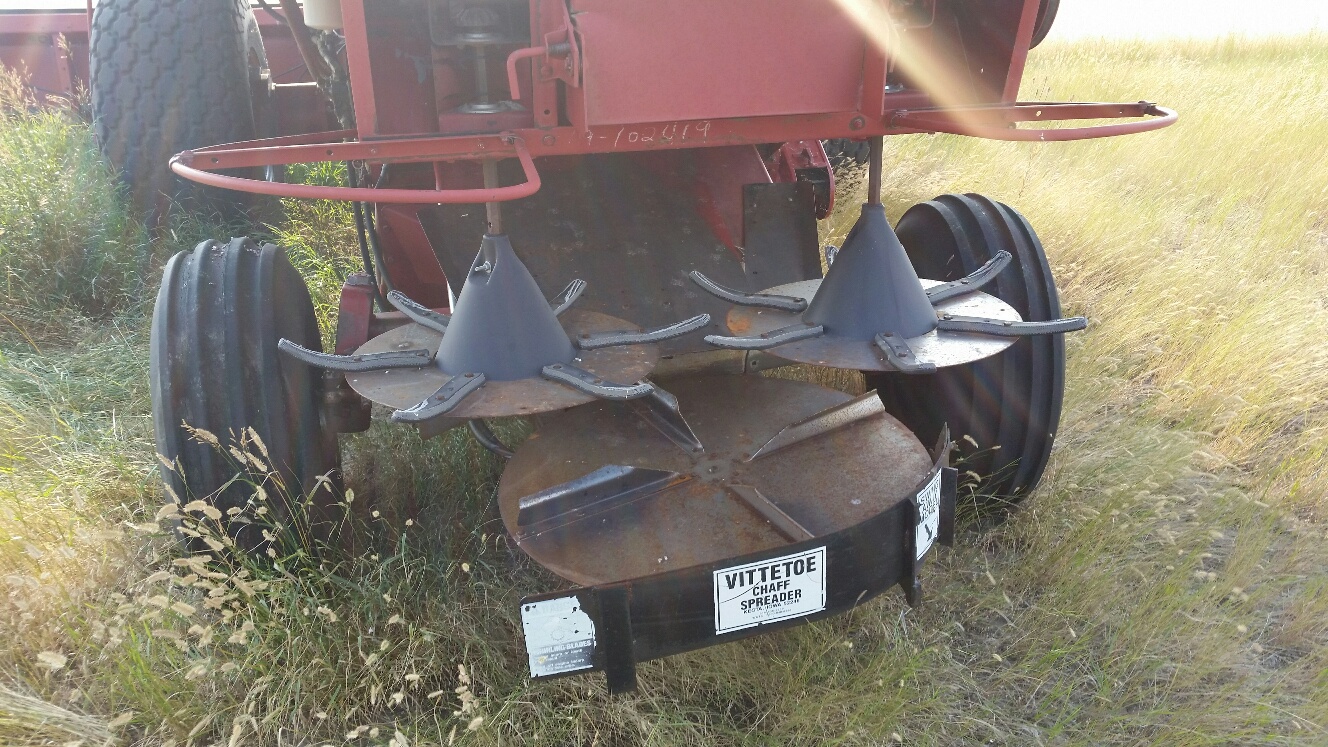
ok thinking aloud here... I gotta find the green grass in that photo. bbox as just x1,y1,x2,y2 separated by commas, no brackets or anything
2,36,1327,746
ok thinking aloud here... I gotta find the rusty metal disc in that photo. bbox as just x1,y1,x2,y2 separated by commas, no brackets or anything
347,310,658,419
498,375,931,586
727,279,1020,372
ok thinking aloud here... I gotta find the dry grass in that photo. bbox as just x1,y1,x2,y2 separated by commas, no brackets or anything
1,36,1326,746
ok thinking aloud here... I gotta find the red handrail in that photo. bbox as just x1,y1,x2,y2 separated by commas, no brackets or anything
171,135,541,204
890,101,1178,142
506,46,547,102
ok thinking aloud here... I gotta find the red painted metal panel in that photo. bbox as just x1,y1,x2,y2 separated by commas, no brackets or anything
355,4,439,138
0,12,88,104
571,0,865,126
335,278,376,355
272,82,335,136
340,0,380,136
2,9,309,110
767,140,835,218
375,205,453,309
686,146,772,252
1002,0,1040,102
0,12,87,36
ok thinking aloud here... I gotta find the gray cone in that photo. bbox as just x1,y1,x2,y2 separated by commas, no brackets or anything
435,234,576,380
803,203,938,340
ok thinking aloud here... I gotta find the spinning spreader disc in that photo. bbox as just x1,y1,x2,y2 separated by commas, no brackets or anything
346,309,660,420
499,375,932,586
725,278,1022,372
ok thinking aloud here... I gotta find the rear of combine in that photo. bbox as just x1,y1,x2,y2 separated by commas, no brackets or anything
16,0,1175,692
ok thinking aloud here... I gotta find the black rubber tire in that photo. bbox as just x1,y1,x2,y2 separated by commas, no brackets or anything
822,139,871,172
1031,0,1060,48
91,0,267,222
865,194,1066,508
151,238,342,556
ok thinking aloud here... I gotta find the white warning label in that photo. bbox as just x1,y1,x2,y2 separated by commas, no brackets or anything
916,470,943,560
521,596,596,678
713,547,826,635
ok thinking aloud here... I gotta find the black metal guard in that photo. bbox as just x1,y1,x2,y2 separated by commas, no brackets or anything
517,434,957,694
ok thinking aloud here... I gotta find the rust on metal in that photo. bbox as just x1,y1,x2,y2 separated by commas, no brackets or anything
346,310,659,419
725,279,1020,372
498,376,931,586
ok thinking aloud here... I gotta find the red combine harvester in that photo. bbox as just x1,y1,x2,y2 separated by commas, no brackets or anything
3,1,1173,692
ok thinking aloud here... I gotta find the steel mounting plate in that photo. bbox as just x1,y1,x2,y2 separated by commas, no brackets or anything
499,375,931,586
347,310,658,419
726,279,1021,371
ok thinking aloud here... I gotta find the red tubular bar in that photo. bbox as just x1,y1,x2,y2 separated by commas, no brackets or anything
170,134,541,204
890,102,1178,142
167,101,1175,203
507,46,546,102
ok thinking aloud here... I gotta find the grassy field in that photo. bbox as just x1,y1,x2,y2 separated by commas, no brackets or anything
2,35,1327,746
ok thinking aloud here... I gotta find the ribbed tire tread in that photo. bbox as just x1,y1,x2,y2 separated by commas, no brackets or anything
868,194,1066,508
151,239,341,555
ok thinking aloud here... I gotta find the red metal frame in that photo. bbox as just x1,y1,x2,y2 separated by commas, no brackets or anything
5,0,1178,210
0,11,88,104
156,0,1176,205
170,99,1175,203
171,132,541,204
890,102,1178,141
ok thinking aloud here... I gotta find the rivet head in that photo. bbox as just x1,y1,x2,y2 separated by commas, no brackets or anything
849,116,866,130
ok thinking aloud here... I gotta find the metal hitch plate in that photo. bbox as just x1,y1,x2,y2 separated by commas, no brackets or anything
499,375,932,586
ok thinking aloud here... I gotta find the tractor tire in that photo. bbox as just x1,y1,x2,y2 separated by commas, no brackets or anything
151,238,342,557
91,0,269,223
1031,0,1060,48
865,194,1066,510
822,139,871,172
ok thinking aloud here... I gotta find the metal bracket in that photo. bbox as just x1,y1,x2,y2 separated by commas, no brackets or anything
387,290,451,334
541,363,654,400
469,420,514,459
575,314,710,351
873,332,937,374
390,372,486,422
278,339,434,372
550,279,587,317
925,250,1011,304
725,485,815,543
704,323,824,351
689,271,809,312
748,391,886,461
629,387,705,454
936,314,1088,337
517,465,689,536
